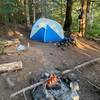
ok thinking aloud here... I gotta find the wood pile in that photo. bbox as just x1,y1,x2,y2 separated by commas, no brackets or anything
0,39,20,54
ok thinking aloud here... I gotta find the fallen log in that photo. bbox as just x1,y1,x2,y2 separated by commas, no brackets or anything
10,57,100,98
0,61,23,73
62,58,100,75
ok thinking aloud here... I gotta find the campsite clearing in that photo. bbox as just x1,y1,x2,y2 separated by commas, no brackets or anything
0,37,100,100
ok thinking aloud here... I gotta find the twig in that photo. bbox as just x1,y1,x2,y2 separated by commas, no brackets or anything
62,58,100,75
87,80,100,90
77,69,100,90
23,92,28,100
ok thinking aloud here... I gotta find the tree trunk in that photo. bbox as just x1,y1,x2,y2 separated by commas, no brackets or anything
79,0,89,37
26,0,30,28
61,0,63,24
63,0,73,34
41,0,47,17
4,14,9,25
88,1,94,32
33,0,36,22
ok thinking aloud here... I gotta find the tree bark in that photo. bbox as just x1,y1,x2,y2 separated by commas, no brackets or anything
79,0,90,37
63,0,73,34
26,0,30,28
33,0,36,22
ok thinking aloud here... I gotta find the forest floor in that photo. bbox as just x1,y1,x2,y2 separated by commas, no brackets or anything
0,25,100,100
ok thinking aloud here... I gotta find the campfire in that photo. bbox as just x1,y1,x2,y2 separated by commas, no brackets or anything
32,72,80,100
10,58,100,100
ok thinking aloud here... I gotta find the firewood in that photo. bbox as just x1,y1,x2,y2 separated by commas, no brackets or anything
0,61,23,73
0,39,20,54
0,39,20,47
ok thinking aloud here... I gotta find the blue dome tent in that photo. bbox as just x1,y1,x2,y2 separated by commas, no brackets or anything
30,18,64,42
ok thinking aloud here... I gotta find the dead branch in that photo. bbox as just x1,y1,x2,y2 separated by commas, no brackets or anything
0,61,23,73
77,69,100,90
10,80,47,98
87,80,100,90
62,58,100,75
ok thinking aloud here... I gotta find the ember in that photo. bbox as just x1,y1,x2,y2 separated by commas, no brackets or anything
46,74,59,88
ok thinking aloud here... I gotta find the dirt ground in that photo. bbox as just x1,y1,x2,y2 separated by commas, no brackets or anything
0,36,100,100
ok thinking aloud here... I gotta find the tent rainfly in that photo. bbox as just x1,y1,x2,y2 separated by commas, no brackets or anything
30,18,64,42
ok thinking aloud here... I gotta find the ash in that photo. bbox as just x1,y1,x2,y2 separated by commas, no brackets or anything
47,80,69,98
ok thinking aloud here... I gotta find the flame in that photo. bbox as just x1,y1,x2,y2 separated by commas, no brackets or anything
46,74,59,87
